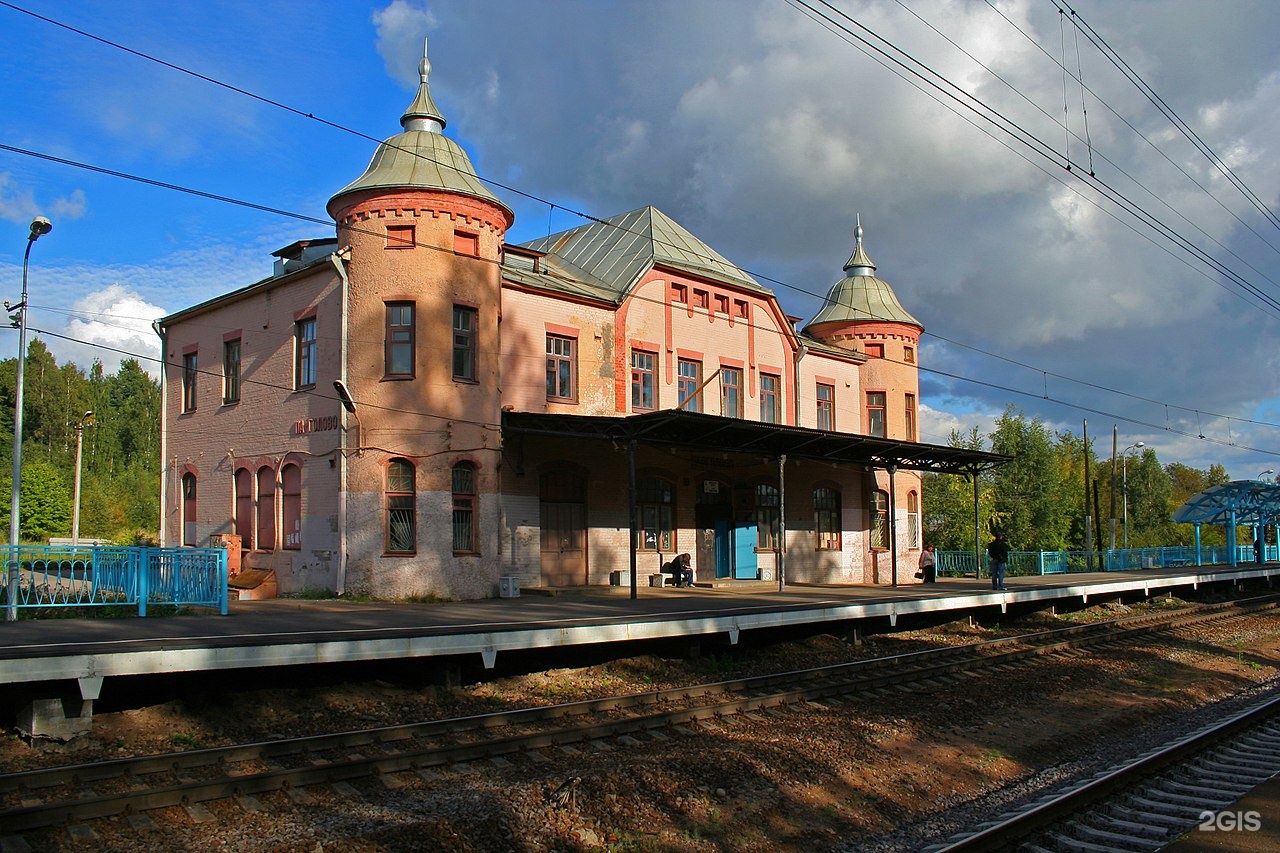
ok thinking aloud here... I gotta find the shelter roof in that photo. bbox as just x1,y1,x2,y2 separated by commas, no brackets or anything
503,409,1009,475
1170,480,1280,525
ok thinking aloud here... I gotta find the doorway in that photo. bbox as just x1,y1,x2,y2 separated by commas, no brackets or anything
540,467,587,586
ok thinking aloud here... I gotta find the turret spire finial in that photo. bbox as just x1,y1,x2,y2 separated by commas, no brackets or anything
401,35,446,132
843,214,875,275
420,38,431,82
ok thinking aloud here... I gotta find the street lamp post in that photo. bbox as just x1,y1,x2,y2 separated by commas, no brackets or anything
71,411,94,546
1122,441,1144,551
1258,469,1275,482
6,216,52,622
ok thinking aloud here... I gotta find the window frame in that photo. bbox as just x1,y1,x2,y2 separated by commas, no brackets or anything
816,383,835,431
814,486,841,551
181,351,197,413
631,349,656,411
222,339,241,405
866,391,887,438
759,373,781,424
385,302,415,379
295,317,317,390
234,467,254,551
720,367,743,418
386,458,417,555
386,223,415,249
452,461,478,555
182,472,197,547
869,488,889,550
545,334,577,402
677,358,701,412
754,483,780,550
281,463,302,550
907,490,920,550
905,393,917,441
452,305,478,382
903,345,915,364
635,476,675,553
256,465,276,552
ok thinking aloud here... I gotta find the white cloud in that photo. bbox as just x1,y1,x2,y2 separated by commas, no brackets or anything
59,285,166,377
374,0,438,86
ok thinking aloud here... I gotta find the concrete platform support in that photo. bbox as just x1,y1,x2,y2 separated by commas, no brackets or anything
15,676,102,741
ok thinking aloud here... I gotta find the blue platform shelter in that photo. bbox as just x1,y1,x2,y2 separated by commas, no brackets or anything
1171,480,1280,566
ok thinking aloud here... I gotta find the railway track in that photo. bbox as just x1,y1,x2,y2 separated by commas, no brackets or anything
1,594,1277,841
931,692,1280,852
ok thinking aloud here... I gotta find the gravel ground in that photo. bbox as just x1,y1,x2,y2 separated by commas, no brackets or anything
5,598,1280,851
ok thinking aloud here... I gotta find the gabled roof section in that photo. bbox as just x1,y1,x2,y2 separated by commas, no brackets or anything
517,206,769,302
1171,480,1280,525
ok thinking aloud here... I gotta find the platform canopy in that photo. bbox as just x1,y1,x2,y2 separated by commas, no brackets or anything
502,409,1009,475
1171,480,1280,525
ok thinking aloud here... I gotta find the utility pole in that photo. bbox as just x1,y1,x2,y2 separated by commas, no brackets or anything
1083,419,1093,571
1109,425,1118,552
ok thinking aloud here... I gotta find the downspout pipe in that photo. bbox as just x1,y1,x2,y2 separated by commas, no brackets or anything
330,248,351,595
152,319,168,548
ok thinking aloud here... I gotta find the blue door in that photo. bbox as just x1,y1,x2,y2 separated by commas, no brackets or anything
714,520,732,578
733,523,759,579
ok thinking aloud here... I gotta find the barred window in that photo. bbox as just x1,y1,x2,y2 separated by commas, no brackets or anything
452,462,477,554
386,459,416,555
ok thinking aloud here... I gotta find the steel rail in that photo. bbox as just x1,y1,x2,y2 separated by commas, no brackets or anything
1,594,1276,834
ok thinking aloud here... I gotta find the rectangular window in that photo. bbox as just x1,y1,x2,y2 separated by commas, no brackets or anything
816,383,835,430
636,478,674,552
870,490,889,550
721,367,743,418
671,284,688,304
295,318,317,389
182,352,197,412
385,302,415,378
282,464,301,550
386,460,416,555
693,289,709,309
453,230,479,257
222,339,241,405
546,335,576,402
714,294,729,315
815,488,841,551
866,343,884,358
905,393,917,441
631,350,656,410
677,359,701,412
755,484,780,549
386,223,415,249
733,299,749,319
452,463,477,554
453,305,477,381
866,391,887,437
904,345,915,364
760,373,780,424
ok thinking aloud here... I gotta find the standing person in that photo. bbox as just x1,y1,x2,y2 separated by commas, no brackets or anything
917,545,937,584
987,532,1009,590
1255,537,1265,566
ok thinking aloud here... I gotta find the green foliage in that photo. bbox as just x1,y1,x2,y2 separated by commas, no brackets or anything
0,343,160,544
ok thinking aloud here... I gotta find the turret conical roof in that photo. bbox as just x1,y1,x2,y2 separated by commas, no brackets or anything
805,222,921,331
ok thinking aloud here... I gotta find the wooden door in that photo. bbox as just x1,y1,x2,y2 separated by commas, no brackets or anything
540,468,587,586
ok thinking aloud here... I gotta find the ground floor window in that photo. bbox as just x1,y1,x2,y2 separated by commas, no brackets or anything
755,483,780,549
386,459,416,554
452,461,477,554
182,472,197,547
636,476,674,552
870,489,889,549
814,487,841,550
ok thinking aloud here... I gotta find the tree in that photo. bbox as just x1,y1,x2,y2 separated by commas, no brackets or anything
0,459,72,542
922,428,993,551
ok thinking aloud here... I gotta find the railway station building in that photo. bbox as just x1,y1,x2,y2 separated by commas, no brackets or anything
157,45,1000,599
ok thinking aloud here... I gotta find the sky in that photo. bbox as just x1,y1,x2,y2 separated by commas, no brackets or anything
1,0,1278,481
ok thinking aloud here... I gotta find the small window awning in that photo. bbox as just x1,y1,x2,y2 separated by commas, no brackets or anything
502,409,1009,475
1171,480,1280,525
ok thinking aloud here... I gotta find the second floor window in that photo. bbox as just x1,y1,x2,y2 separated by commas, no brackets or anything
816,383,834,430
631,350,655,410
295,318,317,389
866,391,886,437
721,367,742,418
453,305,477,381
223,339,241,405
905,393,917,441
760,373,780,424
182,352,197,412
546,335,575,401
677,359,701,412
385,302,414,378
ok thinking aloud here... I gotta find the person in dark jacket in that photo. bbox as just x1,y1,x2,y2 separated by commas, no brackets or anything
987,533,1009,590
663,553,694,587
917,545,937,583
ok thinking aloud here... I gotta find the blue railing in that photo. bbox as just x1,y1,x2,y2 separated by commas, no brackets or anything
937,544,1274,578
2,545,228,617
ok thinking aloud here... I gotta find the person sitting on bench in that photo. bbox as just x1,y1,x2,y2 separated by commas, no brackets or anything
663,553,694,587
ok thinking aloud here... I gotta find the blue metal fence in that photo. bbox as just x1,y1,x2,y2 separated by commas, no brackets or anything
937,544,1273,578
2,545,228,617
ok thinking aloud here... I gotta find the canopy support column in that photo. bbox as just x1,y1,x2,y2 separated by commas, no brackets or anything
888,465,899,587
777,454,787,592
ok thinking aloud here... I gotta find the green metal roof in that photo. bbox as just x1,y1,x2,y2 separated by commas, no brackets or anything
806,224,921,331
517,206,769,302
327,41,511,220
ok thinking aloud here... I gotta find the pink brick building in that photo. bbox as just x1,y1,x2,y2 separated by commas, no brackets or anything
157,45,993,599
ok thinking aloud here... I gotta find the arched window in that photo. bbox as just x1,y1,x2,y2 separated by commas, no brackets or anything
386,459,416,555
869,489,889,550
256,466,276,551
234,468,254,551
182,472,197,547
907,491,920,549
452,461,477,554
281,464,302,550
755,483,780,549
636,477,674,552
814,487,841,551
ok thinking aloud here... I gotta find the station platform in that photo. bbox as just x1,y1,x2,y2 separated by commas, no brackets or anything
1,563,1275,696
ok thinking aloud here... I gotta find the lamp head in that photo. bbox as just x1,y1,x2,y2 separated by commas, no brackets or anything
1135,441,1144,449
333,380,357,414
28,216,52,241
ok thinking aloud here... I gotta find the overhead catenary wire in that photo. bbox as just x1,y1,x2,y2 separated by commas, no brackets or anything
0,3,1274,454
